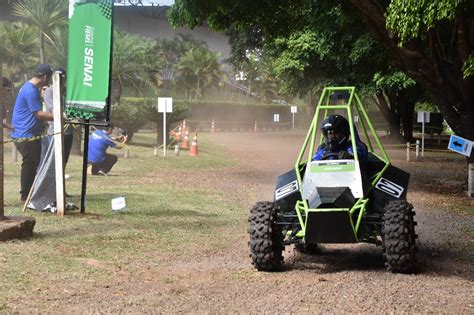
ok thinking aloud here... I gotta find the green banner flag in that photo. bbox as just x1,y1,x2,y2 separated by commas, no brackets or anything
66,0,113,120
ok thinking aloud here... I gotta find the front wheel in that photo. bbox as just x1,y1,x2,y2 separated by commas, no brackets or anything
248,201,284,271
382,200,417,273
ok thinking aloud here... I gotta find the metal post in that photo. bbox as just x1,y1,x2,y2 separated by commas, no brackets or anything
292,113,295,131
174,144,179,156
163,101,166,157
0,90,4,219
123,148,129,159
421,119,425,157
416,140,420,159
81,122,90,213
12,145,17,162
52,72,65,216
468,163,474,197
211,119,215,133
406,142,410,162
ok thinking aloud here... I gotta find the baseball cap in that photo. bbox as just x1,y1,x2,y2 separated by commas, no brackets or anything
34,64,53,76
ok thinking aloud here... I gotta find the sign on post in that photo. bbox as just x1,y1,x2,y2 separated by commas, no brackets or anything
290,106,297,131
158,97,173,157
448,135,473,157
273,114,280,123
417,111,431,157
417,112,431,123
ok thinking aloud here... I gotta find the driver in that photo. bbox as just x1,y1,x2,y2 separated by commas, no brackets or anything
312,115,367,161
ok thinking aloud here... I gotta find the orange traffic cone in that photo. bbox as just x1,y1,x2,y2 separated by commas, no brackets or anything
181,129,189,149
176,125,182,141
189,132,198,156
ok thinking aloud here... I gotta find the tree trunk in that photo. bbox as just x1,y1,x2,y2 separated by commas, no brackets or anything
390,91,415,143
39,32,45,64
374,91,403,141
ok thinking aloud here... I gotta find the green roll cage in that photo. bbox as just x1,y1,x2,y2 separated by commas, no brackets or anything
292,86,391,241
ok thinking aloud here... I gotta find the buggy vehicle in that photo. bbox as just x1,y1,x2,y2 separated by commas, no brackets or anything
248,86,417,273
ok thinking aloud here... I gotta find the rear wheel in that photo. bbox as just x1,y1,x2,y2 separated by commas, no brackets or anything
248,201,284,271
382,200,417,273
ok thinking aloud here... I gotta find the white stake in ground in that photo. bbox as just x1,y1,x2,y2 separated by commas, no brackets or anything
158,97,173,157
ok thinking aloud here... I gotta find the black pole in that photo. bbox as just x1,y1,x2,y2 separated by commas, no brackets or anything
80,121,90,213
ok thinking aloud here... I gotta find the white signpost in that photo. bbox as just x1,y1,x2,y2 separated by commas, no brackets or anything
417,111,431,157
273,113,280,122
158,97,173,157
291,106,297,131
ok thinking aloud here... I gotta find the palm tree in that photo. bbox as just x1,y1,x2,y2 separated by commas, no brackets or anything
0,21,38,82
12,0,68,63
45,25,68,69
111,30,163,103
175,47,224,99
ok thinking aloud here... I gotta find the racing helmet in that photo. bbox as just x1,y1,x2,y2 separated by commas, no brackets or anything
321,115,350,149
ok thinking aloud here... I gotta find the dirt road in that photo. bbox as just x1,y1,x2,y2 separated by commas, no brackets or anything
204,132,473,313
12,132,473,313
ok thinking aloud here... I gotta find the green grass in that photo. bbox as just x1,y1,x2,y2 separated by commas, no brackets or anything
0,132,245,305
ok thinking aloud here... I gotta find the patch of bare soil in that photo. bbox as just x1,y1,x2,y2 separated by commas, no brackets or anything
9,132,473,313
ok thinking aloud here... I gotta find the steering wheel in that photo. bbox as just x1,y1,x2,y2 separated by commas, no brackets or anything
321,153,340,160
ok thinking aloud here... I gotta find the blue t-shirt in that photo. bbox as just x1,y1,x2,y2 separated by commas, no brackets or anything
88,130,116,163
10,81,44,139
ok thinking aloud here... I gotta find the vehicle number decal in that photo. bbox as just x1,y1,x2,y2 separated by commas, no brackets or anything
275,180,298,200
375,177,404,198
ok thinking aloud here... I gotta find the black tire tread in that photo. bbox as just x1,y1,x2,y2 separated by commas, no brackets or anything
248,201,283,271
382,200,417,273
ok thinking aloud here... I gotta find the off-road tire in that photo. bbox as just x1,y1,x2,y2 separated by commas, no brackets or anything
248,201,284,271
382,200,417,273
294,243,320,255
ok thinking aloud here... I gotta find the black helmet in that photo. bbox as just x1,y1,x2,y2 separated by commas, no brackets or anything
321,115,350,149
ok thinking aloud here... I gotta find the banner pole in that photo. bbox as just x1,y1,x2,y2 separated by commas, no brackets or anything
0,87,4,219
81,122,90,213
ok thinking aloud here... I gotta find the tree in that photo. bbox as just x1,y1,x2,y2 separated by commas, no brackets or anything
169,0,474,141
169,1,387,111
0,21,38,82
350,0,474,140
174,46,224,99
11,0,68,63
373,71,421,142
111,30,163,103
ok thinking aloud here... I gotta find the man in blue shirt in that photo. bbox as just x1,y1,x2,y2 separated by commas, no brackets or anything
88,126,127,176
11,64,54,201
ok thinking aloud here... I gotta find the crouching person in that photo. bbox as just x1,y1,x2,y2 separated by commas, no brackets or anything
88,125,127,176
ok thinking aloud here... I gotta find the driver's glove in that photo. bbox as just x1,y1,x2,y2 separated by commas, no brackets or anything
338,151,353,159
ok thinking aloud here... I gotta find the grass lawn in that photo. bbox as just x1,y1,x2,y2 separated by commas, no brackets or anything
0,132,245,308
